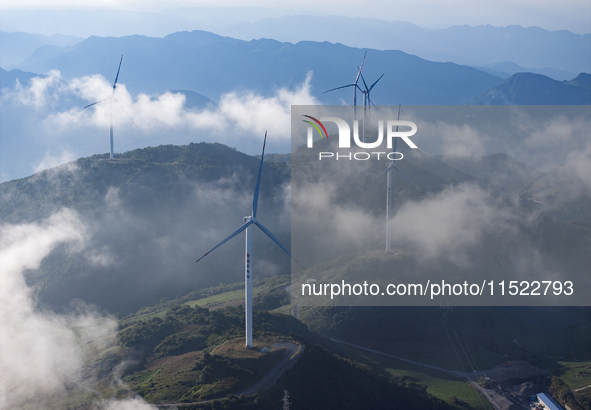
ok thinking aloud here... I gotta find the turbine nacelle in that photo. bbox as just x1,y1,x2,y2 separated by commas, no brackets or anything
323,51,367,121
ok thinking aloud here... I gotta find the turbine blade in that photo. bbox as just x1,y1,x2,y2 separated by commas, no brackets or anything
369,74,384,91
252,131,267,218
393,164,420,191
254,220,305,268
360,72,369,90
84,101,100,109
365,163,395,190
354,51,367,84
196,219,253,262
113,97,138,127
113,55,123,87
83,97,110,109
323,84,355,94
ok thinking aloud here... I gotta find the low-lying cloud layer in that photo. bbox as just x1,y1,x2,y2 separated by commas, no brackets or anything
389,183,518,263
1,70,319,182
291,143,591,305
0,209,158,409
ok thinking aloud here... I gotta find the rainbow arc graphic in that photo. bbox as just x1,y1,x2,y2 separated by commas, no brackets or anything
302,115,329,139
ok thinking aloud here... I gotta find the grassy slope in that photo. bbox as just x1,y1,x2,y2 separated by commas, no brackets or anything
118,281,590,409
327,340,493,410
113,283,483,409
90,300,451,410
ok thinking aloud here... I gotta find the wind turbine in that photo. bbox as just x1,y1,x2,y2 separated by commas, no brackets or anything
359,71,384,120
367,105,420,253
196,132,302,348
358,71,384,143
83,55,136,160
323,51,366,121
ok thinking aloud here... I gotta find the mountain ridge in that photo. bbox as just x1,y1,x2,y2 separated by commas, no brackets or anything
13,29,504,104
2,10,589,75
470,72,591,104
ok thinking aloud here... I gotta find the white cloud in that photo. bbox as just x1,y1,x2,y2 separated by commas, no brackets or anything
516,114,591,171
390,183,517,263
6,70,63,110
0,210,155,409
564,145,591,193
32,149,79,174
1,70,319,181
41,70,319,143
417,121,485,157
101,398,159,410
86,245,118,267
0,209,88,408
292,177,383,265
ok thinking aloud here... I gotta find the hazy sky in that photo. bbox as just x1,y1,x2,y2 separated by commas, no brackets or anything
0,0,589,33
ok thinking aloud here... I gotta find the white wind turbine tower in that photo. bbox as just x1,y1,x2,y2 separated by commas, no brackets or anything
83,55,136,160
196,132,302,348
367,105,420,253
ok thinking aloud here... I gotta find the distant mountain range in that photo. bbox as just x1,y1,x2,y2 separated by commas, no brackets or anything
1,8,589,77
0,66,40,89
7,30,503,105
0,31,83,69
217,17,591,77
167,89,215,109
470,72,591,104
1,29,589,185
3,29,589,107
474,61,578,81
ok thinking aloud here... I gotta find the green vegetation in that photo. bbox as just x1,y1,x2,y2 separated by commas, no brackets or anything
2,141,589,410
85,299,453,409
540,362,591,410
111,285,590,410
327,340,493,410
114,304,311,402
555,361,591,390
187,345,451,410
259,343,450,410
299,306,518,370
126,339,286,403
299,305,591,410
59,278,587,410
549,376,591,410
122,276,291,326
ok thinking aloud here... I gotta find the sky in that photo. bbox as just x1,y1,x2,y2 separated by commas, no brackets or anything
0,0,589,406
0,0,589,33
0,0,589,180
